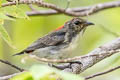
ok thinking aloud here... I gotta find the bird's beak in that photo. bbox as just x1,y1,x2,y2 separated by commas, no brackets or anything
84,22,94,26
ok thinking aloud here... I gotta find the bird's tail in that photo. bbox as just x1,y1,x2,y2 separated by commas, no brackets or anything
13,52,24,56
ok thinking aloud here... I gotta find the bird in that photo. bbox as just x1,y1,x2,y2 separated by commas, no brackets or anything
13,17,94,59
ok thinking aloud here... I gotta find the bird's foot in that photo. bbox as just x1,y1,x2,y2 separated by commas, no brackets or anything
68,61,82,65
67,61,82,68
48,63,70,70
48,61,82,70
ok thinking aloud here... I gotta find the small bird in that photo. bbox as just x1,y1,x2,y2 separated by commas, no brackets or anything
13,18,94,59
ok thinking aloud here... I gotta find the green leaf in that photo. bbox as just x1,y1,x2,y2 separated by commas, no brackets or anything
30,65,61,80
0,13,15,21
1,5,29,19
0,24,16,49
10,72,33,80
30,64,84,80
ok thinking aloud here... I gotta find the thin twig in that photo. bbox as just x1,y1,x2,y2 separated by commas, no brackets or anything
0,59,24,72
28,4,36,11
85,66,120,80
100,25,120,37
65,0,71,10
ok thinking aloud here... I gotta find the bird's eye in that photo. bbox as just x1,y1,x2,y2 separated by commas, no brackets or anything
74,21,82,25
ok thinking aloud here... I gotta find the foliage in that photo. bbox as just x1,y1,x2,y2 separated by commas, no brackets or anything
10,65,84,80
10,72,33,80
0,3,28,49
0,0,120,80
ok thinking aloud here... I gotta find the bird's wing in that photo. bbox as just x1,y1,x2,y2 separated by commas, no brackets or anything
24,31,66,53
13,30,66,56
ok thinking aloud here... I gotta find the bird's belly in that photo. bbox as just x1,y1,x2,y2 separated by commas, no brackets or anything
31,44,78,59
30,44,77,59
31,35,80,59
30,47,65,59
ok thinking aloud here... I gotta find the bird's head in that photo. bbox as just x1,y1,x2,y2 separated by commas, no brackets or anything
65,17,94,33
55,18,94,36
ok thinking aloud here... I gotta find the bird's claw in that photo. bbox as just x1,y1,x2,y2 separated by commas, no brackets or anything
68,61,82,64
68,61,82,68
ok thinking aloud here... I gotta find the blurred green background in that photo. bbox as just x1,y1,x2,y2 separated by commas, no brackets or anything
1,0,120,80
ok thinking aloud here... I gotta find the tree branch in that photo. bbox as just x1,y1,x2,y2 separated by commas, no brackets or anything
0,59,24,72
85,65,120,80
51,37,120,74
28,49,120,63
0,59,25,79
26,1,120,16
0,72,24,80
1,1,120,17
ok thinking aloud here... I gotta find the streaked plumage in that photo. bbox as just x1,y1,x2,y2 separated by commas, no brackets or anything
13,18,94,59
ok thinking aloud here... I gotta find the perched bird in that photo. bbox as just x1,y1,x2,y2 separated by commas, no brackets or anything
13,18,94,59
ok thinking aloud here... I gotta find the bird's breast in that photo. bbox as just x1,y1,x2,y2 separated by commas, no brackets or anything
63,34,80,52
